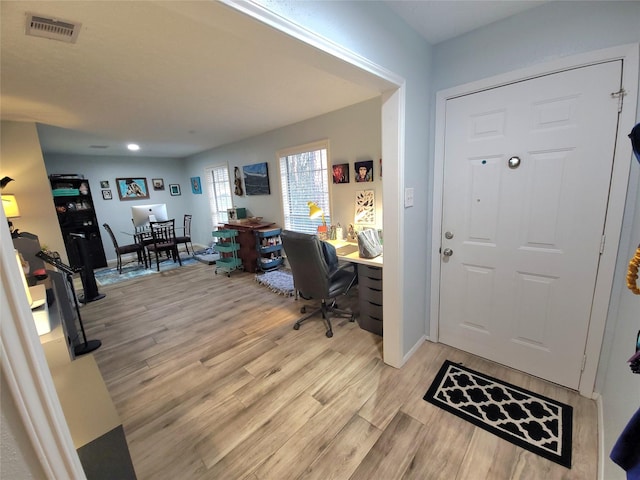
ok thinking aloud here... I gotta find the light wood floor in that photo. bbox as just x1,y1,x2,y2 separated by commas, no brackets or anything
80,260,598,479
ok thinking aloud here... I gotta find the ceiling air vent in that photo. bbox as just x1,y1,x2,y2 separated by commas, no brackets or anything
25,13,81,43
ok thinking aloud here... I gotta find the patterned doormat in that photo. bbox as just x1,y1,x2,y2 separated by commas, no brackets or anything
255,269,295,296
424,360,573,468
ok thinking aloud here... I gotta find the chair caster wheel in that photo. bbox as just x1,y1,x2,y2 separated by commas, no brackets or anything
300,306,306,313
293,323,300,330
326,330,333,338
349,316,355,322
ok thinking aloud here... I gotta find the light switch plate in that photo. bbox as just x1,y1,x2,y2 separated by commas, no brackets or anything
404,187,414,207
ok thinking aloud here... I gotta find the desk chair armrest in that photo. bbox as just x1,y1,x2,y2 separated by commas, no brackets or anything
330,262,358,293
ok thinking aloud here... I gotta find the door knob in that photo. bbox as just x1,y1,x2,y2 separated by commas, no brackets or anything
443,248,453,257
445,231,454,239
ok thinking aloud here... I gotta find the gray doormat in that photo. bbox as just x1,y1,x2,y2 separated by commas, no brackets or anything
194,248,219,265
255,269,294,296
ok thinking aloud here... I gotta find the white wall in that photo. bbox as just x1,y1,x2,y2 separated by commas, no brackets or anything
185,97,382,240
1,122,66,261
431,3,640,478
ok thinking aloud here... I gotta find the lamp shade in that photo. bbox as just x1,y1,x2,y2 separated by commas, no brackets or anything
307,201,323,219
2,194,20,218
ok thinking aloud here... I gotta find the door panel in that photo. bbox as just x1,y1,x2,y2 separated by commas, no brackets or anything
439,61,622,388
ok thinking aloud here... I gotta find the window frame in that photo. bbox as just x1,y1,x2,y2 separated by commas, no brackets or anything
278,140,331,234
204,163,233,228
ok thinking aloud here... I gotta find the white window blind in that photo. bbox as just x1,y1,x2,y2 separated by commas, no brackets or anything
205,164,232,228
279,141,330,234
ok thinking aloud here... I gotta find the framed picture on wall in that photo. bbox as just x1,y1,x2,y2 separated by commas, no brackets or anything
169,184,181,196
354,160,374,182
332,163,349,184
191,176,202,194
152,178,165,190
102,189,112,200
243,162,270,195
100,180,110,188
115,178,149,200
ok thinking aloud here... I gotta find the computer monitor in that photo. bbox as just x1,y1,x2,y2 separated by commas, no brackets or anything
131,204,168,228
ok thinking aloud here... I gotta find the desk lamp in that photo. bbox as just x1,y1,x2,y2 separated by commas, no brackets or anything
308,201,328,238
2,194,21,237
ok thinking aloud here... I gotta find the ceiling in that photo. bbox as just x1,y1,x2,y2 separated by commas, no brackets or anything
0,1,545,159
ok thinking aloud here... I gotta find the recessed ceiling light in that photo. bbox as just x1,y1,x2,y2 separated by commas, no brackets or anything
127,143,140,151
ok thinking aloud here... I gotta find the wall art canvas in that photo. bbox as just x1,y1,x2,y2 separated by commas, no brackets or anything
354,160,374,182
355,189,375,225
116,178,149,200
191,177,202,194
332,163,349,184
169,184,181,196
243,162,270,195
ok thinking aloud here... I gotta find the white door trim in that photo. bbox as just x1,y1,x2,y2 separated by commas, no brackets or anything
0,213,86,478
225,0,407,367
431,43,639,397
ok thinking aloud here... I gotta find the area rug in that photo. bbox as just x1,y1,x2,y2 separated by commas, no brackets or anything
255,269,295,296
424,360,573,468
94,256,199,286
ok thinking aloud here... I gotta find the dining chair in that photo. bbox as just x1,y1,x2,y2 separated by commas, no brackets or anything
102,223,147,273
146,219,182,271
175,214,193,254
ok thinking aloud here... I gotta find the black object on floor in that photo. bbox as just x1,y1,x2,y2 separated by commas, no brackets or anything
424,359,573,468
36,250,102,356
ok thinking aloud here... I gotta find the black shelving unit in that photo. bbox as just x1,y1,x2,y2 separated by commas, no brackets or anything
49,175,107,269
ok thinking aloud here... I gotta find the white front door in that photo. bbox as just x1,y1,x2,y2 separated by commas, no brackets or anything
439,61,622,389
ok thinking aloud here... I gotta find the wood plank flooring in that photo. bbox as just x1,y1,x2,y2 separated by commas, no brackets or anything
80,260,597,479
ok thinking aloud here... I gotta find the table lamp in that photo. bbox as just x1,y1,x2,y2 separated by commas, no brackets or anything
308,201,328,238
2,194,21,237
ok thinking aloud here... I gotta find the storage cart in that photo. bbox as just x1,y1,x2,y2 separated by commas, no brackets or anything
212,229,242,277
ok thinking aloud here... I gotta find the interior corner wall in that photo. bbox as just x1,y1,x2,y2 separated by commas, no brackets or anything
1,121,66,262
431,3,640,479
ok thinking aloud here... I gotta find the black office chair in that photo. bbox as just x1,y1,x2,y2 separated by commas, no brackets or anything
102,223,147,273
281,230,358,338
146,219,182,271
175,214,193,254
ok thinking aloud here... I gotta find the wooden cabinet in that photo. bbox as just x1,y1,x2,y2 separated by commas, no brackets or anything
223,222,274,273
49,175,107,269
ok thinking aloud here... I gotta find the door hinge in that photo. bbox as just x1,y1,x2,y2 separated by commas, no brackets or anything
581,354,587,372
611,88,626,113
599,234,606,254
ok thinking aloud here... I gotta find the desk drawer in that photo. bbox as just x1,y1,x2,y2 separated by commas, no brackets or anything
358,264,382,280
359,275,382,291
359,299,383,319
359,287,382,305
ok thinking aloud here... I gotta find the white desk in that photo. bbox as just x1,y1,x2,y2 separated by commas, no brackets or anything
327,240,383,267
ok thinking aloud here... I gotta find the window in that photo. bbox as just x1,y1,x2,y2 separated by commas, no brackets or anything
205,164,232,227
279,140,330,234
